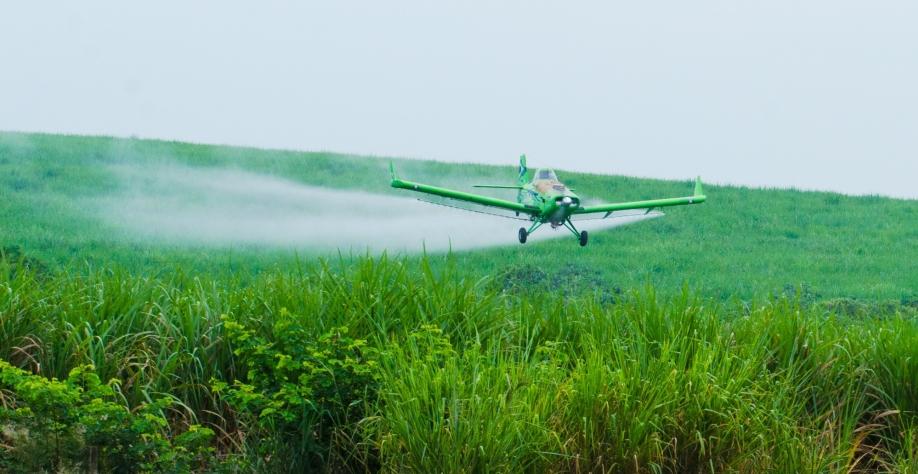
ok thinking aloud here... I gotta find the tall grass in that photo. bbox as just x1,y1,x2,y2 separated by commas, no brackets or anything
0,255,915,471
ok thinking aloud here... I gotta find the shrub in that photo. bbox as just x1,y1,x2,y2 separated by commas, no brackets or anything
213,310,379,471
0,360,213,472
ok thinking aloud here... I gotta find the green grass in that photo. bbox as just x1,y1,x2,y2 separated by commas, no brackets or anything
0,131,916,471
0,256,915,471
1,131,916,301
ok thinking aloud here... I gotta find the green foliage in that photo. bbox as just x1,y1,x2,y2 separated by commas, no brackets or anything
0,130,917,470
1,254,917,471
1,131,915,301
0,245,48,278
214,311,378,471
0,360,213,472
373,325,562,472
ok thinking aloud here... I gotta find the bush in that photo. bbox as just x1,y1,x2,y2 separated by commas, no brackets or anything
213,310,379,471
0,360,213,472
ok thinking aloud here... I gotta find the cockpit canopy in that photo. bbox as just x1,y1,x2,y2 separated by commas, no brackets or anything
534,168,558,181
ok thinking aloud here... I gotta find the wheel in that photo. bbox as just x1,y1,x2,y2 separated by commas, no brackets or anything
518,227,528,244
579,230,588,247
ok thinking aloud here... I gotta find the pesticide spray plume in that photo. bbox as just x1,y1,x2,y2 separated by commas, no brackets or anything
94,163,658,252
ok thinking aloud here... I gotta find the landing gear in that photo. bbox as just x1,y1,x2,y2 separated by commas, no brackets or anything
562,219,589,247
519,221,542,244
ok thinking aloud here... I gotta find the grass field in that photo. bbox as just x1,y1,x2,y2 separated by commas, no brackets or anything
0,131,916,472
1,131,915,301
1,257,916,472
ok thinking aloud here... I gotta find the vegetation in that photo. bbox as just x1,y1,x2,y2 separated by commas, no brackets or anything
0,361,214,472
0,132,915,471
1,131,915,301
0,256,916,472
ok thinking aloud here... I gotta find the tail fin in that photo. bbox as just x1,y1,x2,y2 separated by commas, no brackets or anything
516,154,528,204
518,154,528,185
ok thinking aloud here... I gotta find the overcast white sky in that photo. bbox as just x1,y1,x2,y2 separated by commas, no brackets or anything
1,1,916,198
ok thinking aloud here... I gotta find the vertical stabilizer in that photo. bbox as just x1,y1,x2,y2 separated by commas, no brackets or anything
517,154,528,203
518,154,528,184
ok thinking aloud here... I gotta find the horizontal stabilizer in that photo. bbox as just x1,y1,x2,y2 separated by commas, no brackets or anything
473,184,525,189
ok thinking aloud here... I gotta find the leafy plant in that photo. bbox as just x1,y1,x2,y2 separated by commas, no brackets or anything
0,360,213,472
214,310,379,471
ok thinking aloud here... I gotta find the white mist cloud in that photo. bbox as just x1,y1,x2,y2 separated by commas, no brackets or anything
92,164,658,252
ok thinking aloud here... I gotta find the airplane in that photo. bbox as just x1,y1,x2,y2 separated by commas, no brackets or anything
390,154,706,246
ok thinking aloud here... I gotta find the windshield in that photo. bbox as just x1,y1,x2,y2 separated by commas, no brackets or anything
535,169,558,180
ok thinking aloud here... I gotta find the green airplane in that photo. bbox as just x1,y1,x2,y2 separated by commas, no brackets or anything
390,155,706,246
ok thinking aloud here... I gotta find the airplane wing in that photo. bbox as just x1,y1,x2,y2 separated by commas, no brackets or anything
572,177,706,217
472,184,525,190
570,209,664,222
390,163,541,216
414,196,533,221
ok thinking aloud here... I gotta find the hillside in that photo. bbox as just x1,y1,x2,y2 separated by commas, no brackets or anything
1,131,916,301
0,131,916,471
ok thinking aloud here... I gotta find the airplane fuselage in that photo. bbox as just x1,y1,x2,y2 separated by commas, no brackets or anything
520,177,581,226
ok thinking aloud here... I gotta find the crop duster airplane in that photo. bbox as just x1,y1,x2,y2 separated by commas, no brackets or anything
390,155,706,246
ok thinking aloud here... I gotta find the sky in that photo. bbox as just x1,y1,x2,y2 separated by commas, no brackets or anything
1,1,916,198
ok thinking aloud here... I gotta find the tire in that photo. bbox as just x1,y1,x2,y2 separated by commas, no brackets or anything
518,227,528,244
579,230,588,247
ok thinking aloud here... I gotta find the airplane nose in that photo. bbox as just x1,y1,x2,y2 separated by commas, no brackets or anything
561,196,573,205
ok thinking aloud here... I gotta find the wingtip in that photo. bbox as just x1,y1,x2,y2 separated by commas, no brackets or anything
389,162,399,186
693,176,707,202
